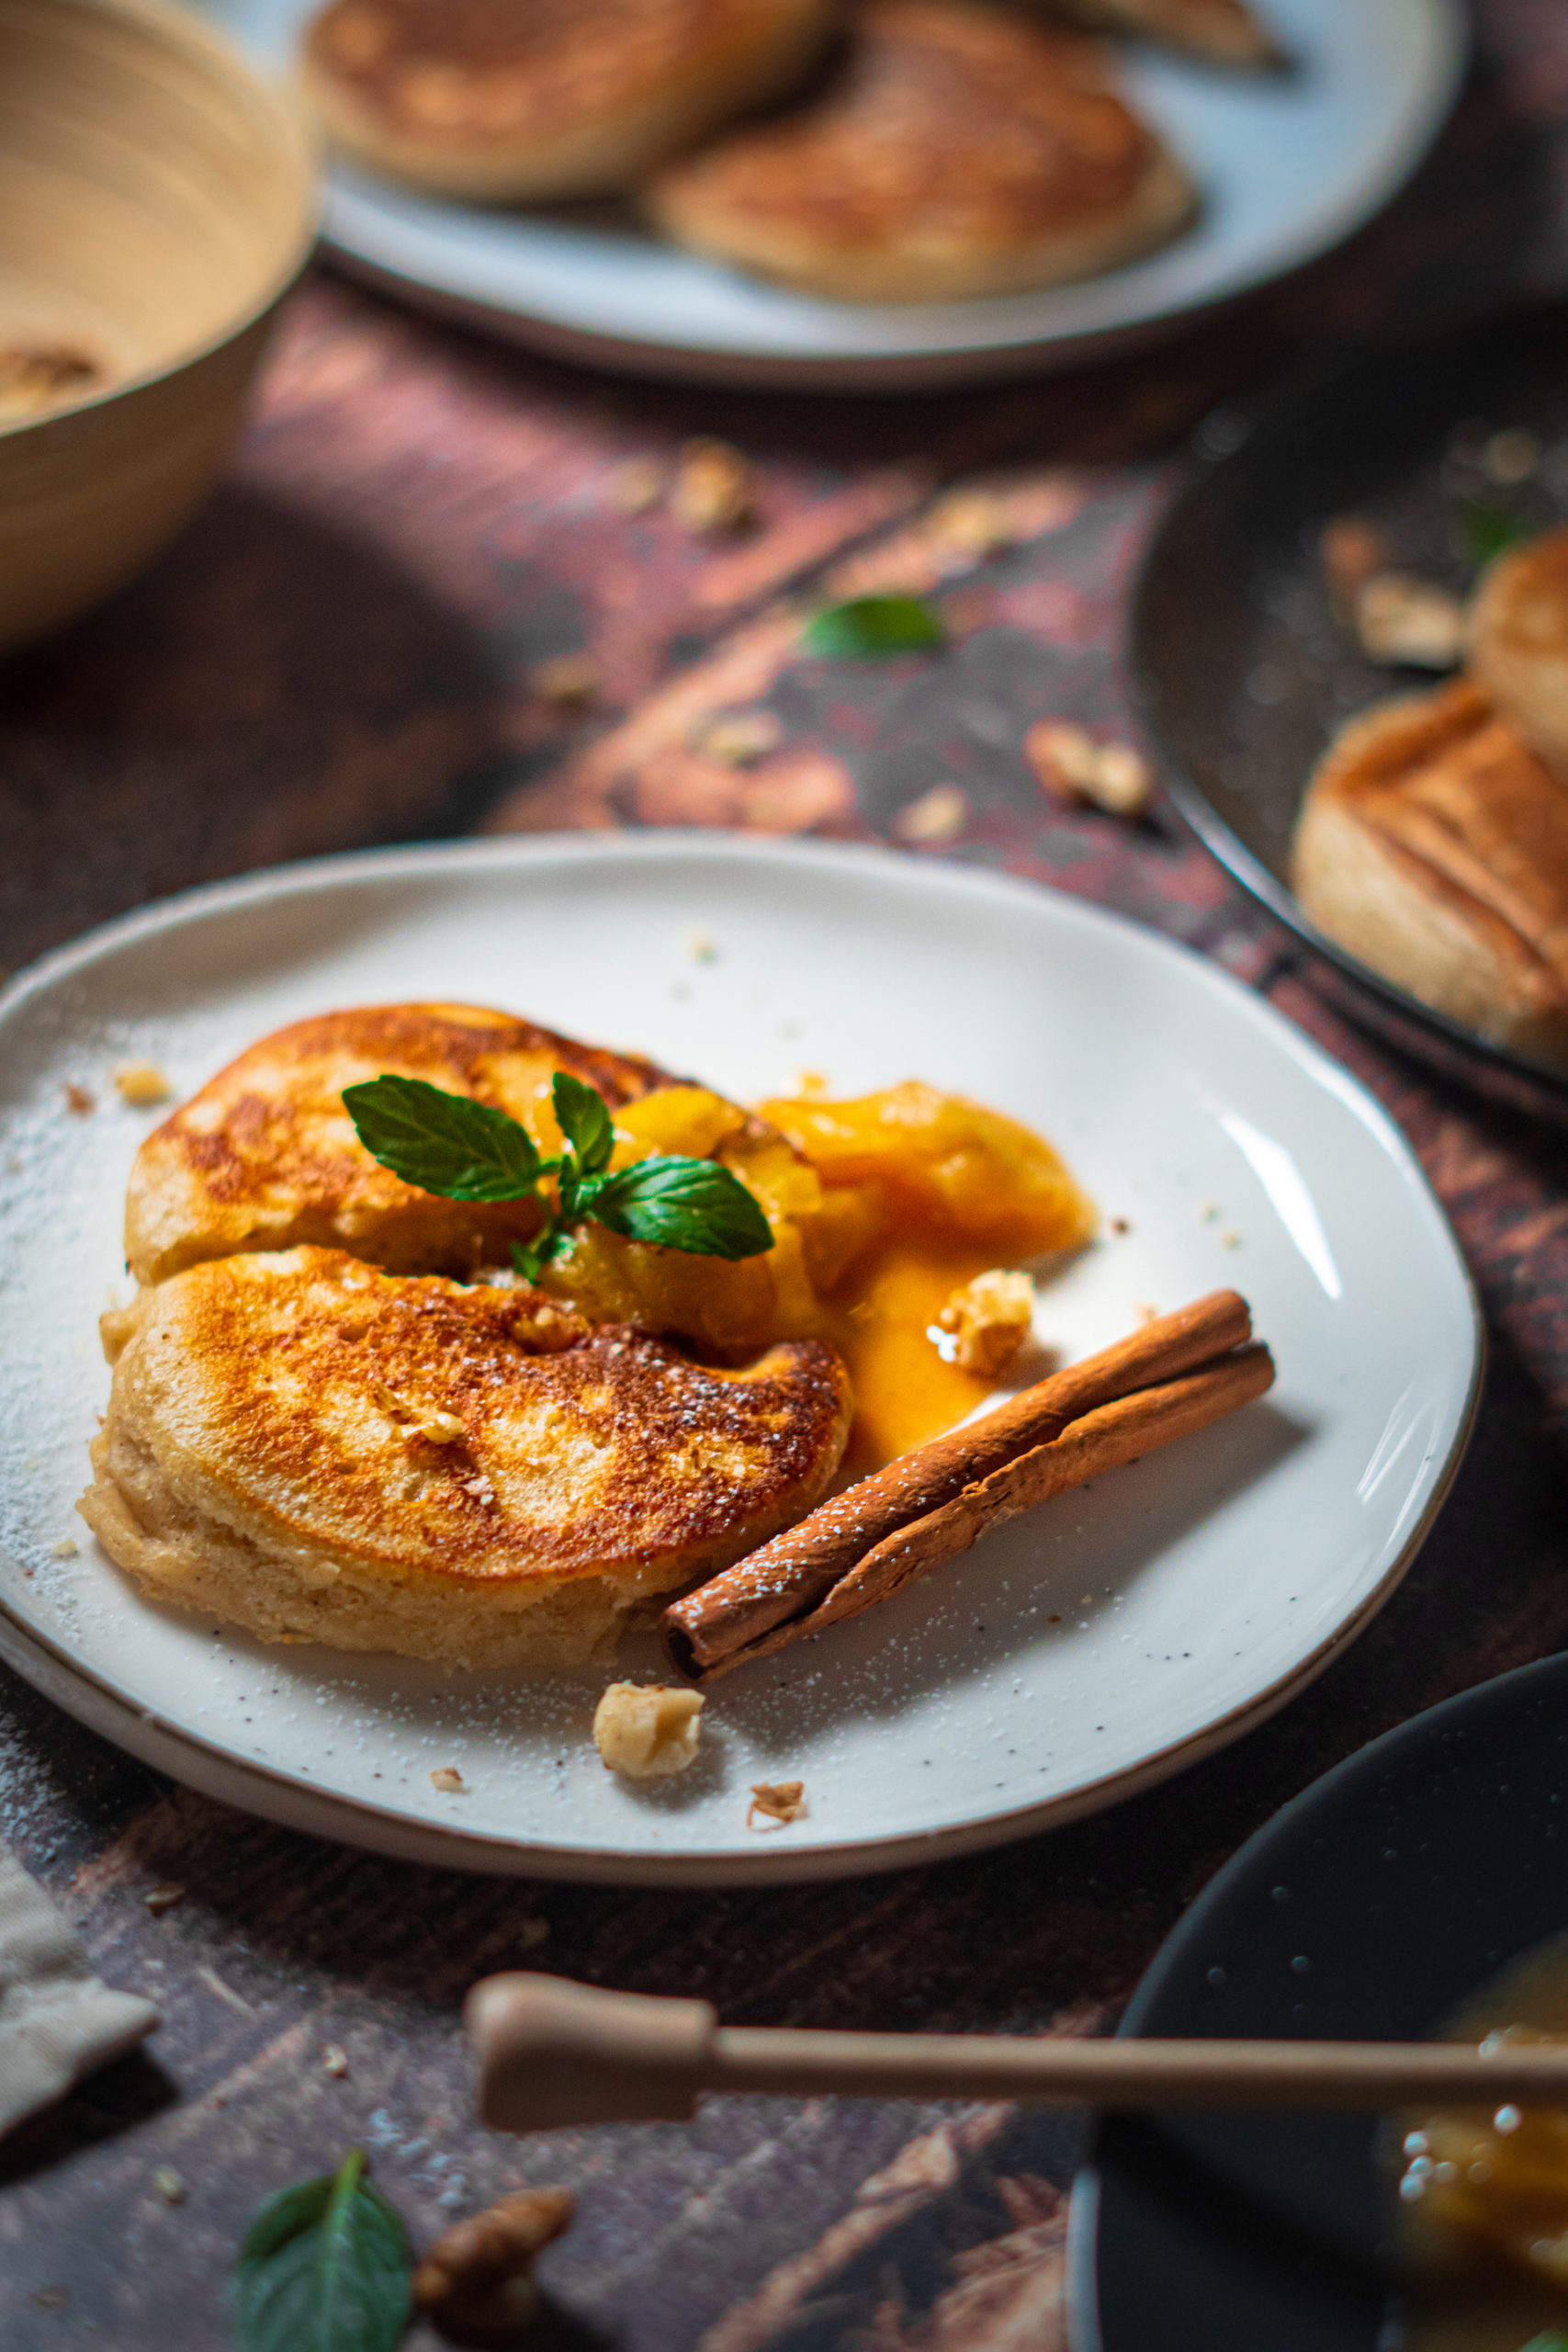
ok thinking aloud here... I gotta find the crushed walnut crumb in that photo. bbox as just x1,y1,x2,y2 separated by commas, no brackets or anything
112,1061,172,1107
931,1269,1034,1375
893,783,968,846
593,1682,704,1780
1026,721,1151,819
143,1883,185,1917
414,2187,575,2342
748,1780,807,1828
63,1083,95,1115
1354,572,1466,669
671,438,755,534
692,709,782,766
0,341,101,421
322,2042,349,2077
532,653,597,710
430,1767,465,1793
152,2167,186,2205
51,1537,78,1559
1319,514,1386,617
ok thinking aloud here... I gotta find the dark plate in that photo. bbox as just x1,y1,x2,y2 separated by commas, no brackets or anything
1071,1648,1568,2350
1133,303,1568,1123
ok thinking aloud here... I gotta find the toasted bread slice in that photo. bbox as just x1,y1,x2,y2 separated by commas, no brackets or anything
1292,680,1568,1064
125,1002,676,1289
79,1249,852,1667
300,0,834,201
1469,526,1568,783
646,0,1194,304
1033,0,1279,67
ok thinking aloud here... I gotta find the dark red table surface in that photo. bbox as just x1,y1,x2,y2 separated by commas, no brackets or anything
6,4,1568,2342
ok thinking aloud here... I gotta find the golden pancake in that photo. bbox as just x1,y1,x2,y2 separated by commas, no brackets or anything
644,0,1194,303
1469,525,1568,782
1035,0,1278,67
1291,679,1568,1063
300,0,834,200
125,1002,676,1289
79,1248,852,1667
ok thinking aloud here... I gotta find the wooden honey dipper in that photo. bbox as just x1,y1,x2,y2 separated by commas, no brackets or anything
468,1974,1568,2133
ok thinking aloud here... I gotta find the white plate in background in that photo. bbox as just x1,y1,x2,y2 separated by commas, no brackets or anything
191,0,1465,387
0,837,1479,1881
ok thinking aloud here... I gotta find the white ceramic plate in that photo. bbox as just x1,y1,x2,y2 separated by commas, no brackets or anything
0,837,1479,1883
191,0,1465,389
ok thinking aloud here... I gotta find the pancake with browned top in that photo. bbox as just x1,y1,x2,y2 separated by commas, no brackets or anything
645,0,1193,303
1470,526,1568,784
125,1001,676,1289
300,0,835,200
1292,679,1568,1065
79,1248,853,1667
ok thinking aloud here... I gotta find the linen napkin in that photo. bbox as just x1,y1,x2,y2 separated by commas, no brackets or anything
0,1844,160,2138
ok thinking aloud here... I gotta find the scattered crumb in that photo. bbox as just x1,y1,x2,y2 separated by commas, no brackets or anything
322,2043,349,2078
748,1781,807,1829
0,341,100,422
51,1537,78,1559
414,2187,575,2340
112,1061,171,1108
1026,721,1151,819
892,783,969,846
1134,1303,1158,1325
31,2288,67,2312
792,1069,830,1096
143,1883,185,1917
1110,1216,1130,1236
1198,1201,1220,1220
521,1917,549,1950
682,927,718,963
532,653,597,710
412,1409,466,1445
196,1965,253,2015
931,1268,1033,1374
431,1768,465,1792
671,438,755,534
924,489,1010,558
1218,1228,1242,1250
1354,572,1466,669
1481,427,1540,486
608,455,666,514
692,709,782,766
1319,514,1386,617
63,1083,95,1115
593,1682,704,1780
152,2167,186,2206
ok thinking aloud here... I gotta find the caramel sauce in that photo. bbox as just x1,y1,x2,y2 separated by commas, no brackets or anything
826,1239,1003,1479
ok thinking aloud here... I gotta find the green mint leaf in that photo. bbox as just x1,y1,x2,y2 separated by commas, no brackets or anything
511,1229,564,1284
585,1157,773,1260
344,1076,542,1203
551,1071,616,1179
1519,2336,1568,2352
235,2148,412,2352
802,594,945,660
1461,502,1526,570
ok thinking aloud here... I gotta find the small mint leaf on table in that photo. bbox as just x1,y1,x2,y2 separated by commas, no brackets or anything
586,1157,773,1260
343,1076,543,1203
802,595,945,660
234,2147,412,2352
1461,503,1526,569
551,1070,616,1179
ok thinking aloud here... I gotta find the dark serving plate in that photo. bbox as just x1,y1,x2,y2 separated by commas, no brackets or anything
1133,303,1568,1123
1071,1648,1568,2350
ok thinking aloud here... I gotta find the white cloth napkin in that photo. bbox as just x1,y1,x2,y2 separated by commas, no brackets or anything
0,1845,161,2138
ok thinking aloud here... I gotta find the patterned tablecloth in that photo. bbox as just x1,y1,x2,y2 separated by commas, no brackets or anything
5,2,1568,2341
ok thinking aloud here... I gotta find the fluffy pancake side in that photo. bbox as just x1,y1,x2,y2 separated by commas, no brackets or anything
645,0,1194,303
125,1002,678,1289
79,1249,853,1668
300,0,835,199
1292,679,1568,1063
1469,526,1568,782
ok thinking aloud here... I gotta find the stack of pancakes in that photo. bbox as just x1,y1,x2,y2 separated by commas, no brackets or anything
299,0,1279,303
80,1005,852,1669
1292,530,1568,1067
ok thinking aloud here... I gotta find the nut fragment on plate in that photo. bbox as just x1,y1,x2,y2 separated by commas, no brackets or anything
1354,572,1467,669
893,783,969,845
1026,721,1151,817
431,1767,465,1792
692,709,783,766
531,654,598,709
931,1267,1034,1374
0,342,100,422
671,438,755,534
748,1779,807,1827
113,1062,172,1107
414,2186,575,2347
593,1682,704,1779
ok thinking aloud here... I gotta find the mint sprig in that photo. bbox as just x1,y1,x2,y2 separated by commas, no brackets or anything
234,2147,411,2352
343,1069,773,1272
802,594,945,659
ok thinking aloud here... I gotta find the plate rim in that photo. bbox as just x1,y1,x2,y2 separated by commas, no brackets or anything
0,831,1485,1885
207,0,1467,388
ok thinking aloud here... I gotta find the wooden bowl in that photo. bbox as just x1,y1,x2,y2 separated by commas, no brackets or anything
0,0,318,653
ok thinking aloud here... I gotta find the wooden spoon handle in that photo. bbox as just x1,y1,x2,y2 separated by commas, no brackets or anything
468,1973,1568,2133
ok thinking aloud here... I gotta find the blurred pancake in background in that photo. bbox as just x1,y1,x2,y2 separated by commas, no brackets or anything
1037,0,1279,67
300,0,835,198
646,0,1194,302
1469,524,1568,783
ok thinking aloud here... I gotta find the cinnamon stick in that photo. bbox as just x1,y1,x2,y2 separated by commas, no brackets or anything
660,1293,1265,1683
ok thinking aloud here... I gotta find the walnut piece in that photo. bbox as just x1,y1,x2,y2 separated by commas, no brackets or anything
748,1780,807,1828
1354,572,1466,669
671,438,755,534
1025,722,1151,818
932,1268,1034,1375
0,342,100,422
414,2186,575,2349
430,1767,465,1792
112,1061,172,1107
893,783,969,845
593,1683,704,1779
532,654,597,710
